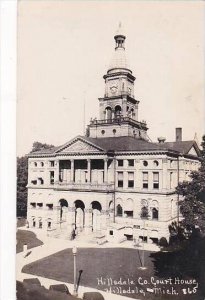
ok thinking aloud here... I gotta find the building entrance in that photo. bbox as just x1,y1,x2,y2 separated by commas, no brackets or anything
91,201,102,232
74,200,85,232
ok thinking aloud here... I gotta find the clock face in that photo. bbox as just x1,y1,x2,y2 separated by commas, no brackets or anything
110,85,118,94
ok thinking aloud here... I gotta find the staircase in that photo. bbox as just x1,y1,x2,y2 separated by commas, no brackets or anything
48,228,108,245
49,228,72,240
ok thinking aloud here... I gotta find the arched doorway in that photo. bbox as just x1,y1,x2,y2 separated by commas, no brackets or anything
74,200,85,232
59,199,68,222
107,201,114,224
91,201,102,232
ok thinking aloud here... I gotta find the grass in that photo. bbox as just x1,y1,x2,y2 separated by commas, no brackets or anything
16,230,43,253
22,248,203,300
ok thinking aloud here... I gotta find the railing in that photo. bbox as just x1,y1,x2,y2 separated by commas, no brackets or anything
90,116,147,127
55,181,114,191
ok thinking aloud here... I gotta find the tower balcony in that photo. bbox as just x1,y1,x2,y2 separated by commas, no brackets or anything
89,116,147,130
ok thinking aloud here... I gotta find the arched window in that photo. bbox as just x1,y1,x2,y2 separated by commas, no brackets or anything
152,208,159,220
141,206,148,219
114,105,121,118
130,108,134,118
116,204,123,217
105,107,112,120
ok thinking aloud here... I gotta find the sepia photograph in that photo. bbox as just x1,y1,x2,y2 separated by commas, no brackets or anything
16,1,205,300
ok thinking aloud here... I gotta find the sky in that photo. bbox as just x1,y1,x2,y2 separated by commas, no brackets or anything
17,0,205,156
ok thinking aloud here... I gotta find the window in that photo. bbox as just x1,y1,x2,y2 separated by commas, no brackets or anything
117,172,123,188
128,159,134,167
117,160,123,167
46,204,53,210
110,230,113,236
152,208,159,220
31,180,37,185
128,172,134,188
153,172,159,189
39,221,43,229
124,211,133,218
34,162,37,167
50,161,55,167
41,162,44,167
30,202,36,209
116,204,123,216
143,160,148,167
170,172,173,189
38,177,44,185
37,203,43,208
101,130,105,135
113,129,116,134
141,206,148,219
142,172,148,189
50,171,54,185
139,236,147,243
48,221,51,229
153,160,159,167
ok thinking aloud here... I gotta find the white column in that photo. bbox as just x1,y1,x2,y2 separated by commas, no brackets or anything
101,209,109,230
71,159,74,182
67,206,75,230
104,158,108,183
54,159,59,183
84,208,92,234
87,159,91,183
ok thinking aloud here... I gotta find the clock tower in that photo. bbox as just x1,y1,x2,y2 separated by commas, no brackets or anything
88,24,148,140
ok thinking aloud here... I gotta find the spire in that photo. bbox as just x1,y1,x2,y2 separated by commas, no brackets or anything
107,23,130,73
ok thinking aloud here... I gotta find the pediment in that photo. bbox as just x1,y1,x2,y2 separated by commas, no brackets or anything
188,146,198,156
57,138,103,154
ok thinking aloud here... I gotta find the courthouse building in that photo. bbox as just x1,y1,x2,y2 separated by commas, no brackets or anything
26,27,201,244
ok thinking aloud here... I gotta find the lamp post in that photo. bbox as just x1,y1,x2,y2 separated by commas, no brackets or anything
142,219,146,269
138,207,148,270
72,246,78,296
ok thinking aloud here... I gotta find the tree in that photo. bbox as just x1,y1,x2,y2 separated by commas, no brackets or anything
176,135,205,235
31,141,55,153
17,142,55,217
17,156,28,217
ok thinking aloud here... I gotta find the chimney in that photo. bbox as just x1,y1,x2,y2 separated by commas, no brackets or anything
176,127,182,142
158,137,166,144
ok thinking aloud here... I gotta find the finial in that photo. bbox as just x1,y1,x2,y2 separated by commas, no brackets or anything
116,21,123,35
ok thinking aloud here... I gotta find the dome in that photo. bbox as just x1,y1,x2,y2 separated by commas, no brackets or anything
107,48,131,74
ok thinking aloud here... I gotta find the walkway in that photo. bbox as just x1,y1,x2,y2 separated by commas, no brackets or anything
17,226,159,300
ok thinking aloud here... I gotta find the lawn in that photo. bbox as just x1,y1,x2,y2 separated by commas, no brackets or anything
22,248,203,300
16,230,43,253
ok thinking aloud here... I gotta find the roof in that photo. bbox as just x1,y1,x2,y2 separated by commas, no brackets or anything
28,136,200,157
162,140,201,156
83,136,165,152
108,48,130,73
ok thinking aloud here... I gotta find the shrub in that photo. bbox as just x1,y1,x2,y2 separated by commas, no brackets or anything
159,237,168,248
